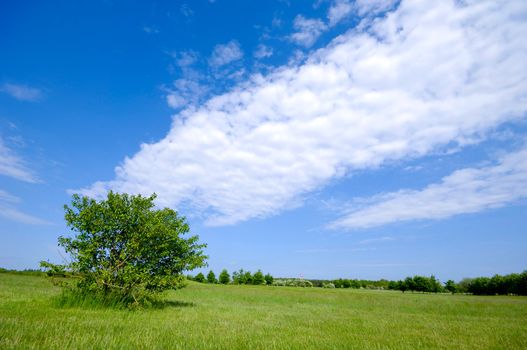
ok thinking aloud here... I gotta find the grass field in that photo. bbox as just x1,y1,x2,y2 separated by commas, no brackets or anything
1,273,526,349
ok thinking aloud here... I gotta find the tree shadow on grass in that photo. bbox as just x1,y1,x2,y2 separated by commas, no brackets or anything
52,289,195,310
155,300,196,309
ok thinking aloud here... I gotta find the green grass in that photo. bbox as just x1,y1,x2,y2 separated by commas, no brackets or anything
1,273,526,349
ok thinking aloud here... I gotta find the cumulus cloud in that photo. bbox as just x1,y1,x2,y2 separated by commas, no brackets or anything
0,189,49,225
1,83,42,102
289,15,327,47
328,0,399,26
79,0,527,226
166,78,209,109
327,0,354,26
0,137,38,183
208,40,244,67
329,146,527,229
175,50,199,68
254,44,274,59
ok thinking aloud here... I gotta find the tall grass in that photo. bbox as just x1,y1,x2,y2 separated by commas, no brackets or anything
1,273,527,349
54,289,134,309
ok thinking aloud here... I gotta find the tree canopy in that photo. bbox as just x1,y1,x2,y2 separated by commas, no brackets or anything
41,192,207,306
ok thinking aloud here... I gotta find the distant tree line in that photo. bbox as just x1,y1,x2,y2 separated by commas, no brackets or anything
455,272,527,295
187,269,274,286
388,275,443,293
4,266,526,295
308,271,527,295
310,278,392,290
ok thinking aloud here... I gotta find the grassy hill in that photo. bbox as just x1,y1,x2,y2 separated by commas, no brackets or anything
1,272,526,349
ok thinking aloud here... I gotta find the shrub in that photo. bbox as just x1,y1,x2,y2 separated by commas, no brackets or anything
194,272,206,283
219,269,230,284
272,279,287,286
41,192,207,307
252,270,265,285
207,270,217,284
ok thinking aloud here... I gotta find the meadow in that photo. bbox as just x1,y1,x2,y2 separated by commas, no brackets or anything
1,272,526,349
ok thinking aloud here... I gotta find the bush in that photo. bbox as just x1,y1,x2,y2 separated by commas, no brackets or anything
40,192,207,307
252,270,265,285
272,279,287,286
194,272,206,283
219,269,230,284
207,270,217,284
323,282,335,288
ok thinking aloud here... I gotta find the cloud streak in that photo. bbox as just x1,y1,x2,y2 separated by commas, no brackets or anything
80,0,527,226
0,189,49,225
1,83,42,102
329,146,527,229
0,137,39,183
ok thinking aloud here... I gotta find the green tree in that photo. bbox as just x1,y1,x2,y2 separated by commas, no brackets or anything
403,277,416,292
444,280,457,294
232,269,246,284
194,272,206,283
264,273,274,285
333,279,344,288
219,269,230,284
412,276,429,292
252,270,265,285
40,192,207,306
207,270,217,284
429,275,442,293
244,271,253,285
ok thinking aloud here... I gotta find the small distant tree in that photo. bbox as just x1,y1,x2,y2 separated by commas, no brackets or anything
219,269,230,284
243,271,253,285
429,275,442,293
207,270,217,284
40,192,207,307
457,278,472,293
403,277,416,292
444,280,457,294
232,269,247,284
413,276,429,292
194,272,206,283
264,273,274,285
252,270,265,285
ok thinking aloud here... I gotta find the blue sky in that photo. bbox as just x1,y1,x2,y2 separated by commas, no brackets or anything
1,0,526,281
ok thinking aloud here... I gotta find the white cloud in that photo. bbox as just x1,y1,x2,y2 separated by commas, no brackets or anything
208,40,244,67
175,50,199,68
0,189,49,225
80,0,527,226
353,0,398,16
327,0,354,26
329,146,527,229
254,44,274,59
1,83,42,102
289,15,327,48
328,0,398,26
165,78,209,109
0,137,38,183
